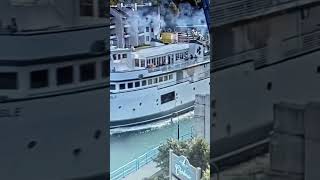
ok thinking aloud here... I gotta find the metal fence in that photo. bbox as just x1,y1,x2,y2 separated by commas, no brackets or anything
110,131,194,180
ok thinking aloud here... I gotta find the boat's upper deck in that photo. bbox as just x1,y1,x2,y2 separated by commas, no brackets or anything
0,0,107,62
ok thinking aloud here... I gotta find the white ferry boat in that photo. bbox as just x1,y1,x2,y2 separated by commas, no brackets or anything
0,0,108,179
110,40,210,128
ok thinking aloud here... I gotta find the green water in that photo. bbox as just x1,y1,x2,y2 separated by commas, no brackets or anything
110,112,199,172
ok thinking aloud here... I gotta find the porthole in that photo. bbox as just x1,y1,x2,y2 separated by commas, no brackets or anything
133,108,136,111
73,148,82,156
27,141,37,149
193,87,196,90
139,102,142,106
94,130,102,140
266,82,272,91
118,106,122,109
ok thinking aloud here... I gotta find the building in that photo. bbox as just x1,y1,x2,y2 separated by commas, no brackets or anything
110,3,161,48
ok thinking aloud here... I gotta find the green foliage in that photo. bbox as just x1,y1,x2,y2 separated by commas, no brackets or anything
201,164,210,180
110,0,118,6
153,138,210,178
187,138,210,171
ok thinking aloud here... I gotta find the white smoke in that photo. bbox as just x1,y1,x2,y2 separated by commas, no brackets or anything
126,6,166,39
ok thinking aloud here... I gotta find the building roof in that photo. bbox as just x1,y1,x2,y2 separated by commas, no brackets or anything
134,43,189,58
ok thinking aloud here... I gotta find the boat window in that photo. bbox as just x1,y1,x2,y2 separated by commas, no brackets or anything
159,76,163,82
113,54,117,60
122,54,127,58
57,66,73,85
98,0,107,17
148,79,153,85
154,78,158,83
80,62,96,82
135,81,140,87
80,0,94,17
101,60,109,78
0,72,17,89
120,83,125,90
30,69,48,89
128,82,133,89
142,80,147,86
135,59,139,67
169,74,173,80
164,75,168,81
161,91,175,104
110,84,116,90
141,60,146,67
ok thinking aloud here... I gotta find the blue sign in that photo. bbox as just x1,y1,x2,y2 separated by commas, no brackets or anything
169,150,201,180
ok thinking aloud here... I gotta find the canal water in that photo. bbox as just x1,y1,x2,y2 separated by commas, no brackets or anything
110,111,200,172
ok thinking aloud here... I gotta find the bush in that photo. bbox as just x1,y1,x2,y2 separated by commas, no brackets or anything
153,138,210,178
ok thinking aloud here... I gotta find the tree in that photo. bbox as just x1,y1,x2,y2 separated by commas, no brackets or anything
153,138,210,178
187,138,210,171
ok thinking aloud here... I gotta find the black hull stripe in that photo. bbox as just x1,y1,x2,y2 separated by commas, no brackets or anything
0,85,109,104
211,47,320,73
0,52,109,66
110,101,194,128
0,24,108,36
211,123,273,158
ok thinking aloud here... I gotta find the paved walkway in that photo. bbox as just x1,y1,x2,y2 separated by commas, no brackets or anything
124,162,161,180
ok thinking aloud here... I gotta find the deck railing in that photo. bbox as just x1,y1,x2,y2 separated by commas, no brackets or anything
110,130,194,180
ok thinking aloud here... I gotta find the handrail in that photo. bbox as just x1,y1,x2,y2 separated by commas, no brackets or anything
110,130,194,180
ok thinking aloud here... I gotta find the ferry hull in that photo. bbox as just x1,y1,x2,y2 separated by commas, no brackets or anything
111,77,210,128
211,50,320,159
0,87,109,180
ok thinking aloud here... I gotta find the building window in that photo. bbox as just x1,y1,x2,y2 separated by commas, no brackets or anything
80,0,94,17
101,60,109,78
154,78,158,83
146,36,149,41
122,54,127,58
57,66,73,85
0,72,17,89
159,76,163,82
80,62,96,82
120,83,125,90
141,60,146,67
135,81,140,87
161,91,175,104
30,70,48,89
151,28,154,32
128,82,133,89
135,59,140,67
118,54,121,60
113,54,117,60
148,79,153,85
142,80,147,86
146,27,149,32
110,84,116,90
169,74,173,79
